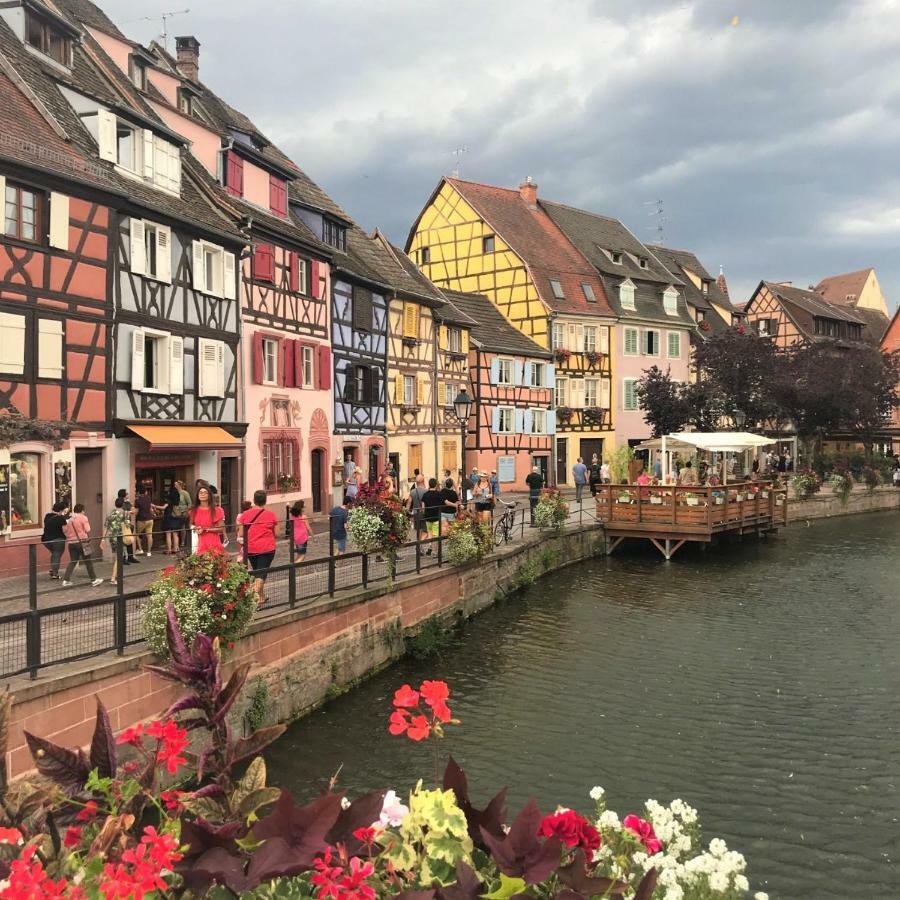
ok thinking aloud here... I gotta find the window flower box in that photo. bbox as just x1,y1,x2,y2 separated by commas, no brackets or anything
686,496,700,507
649,496,663,505
554,348,572,364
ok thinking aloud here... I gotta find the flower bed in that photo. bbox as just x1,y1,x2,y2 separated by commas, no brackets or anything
143,549,255,656
0,609,766,900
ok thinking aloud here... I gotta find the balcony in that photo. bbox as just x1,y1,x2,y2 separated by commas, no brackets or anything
555,406,611,431
552,349,610,374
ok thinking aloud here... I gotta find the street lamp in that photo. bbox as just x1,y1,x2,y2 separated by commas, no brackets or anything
452,388,473,485
732,408,746,429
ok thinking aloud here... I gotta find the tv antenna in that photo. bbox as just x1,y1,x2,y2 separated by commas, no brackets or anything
120,9,190,50
451,145,468,178
644,198,667,243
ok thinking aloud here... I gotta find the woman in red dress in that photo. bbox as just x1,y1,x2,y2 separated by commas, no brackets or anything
190,486,225,554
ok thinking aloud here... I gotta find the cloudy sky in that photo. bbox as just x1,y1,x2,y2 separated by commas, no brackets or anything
115,0,900,308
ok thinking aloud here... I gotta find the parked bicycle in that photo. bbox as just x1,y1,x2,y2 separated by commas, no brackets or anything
493,499,519,547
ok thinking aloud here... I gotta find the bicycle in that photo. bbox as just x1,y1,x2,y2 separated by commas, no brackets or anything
493,499,519,547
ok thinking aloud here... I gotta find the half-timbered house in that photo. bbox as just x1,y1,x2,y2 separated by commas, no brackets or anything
406,177,615,485
439,291,553,489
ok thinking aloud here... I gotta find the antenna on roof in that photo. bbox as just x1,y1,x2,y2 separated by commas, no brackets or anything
644,198,666,243
451,146,468,178
121,8,190,50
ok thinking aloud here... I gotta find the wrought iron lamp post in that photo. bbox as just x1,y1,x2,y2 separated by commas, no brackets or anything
452,388,473,486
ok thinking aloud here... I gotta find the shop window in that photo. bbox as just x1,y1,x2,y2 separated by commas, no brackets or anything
10,451,41,527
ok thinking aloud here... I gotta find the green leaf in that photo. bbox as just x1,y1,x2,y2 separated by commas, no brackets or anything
238,787,282,820
481,874,527,899
181,796,226,823
235,832,266,852
233,755,267,808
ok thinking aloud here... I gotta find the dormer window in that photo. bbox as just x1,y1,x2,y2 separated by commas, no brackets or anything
639,257,648,269
323,218,347,251
483,235,495,254
701,280,710,295
97,111,182,193
663,287,679,316
611,251,623,265
24,9,72,67
619,280,635,310
549,279,565,300
177,89,192,115
116,121,138,173
128,55,147,91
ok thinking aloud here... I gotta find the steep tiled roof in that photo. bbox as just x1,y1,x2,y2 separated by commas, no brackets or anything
814,268,872,306
372,231,445,305
766,282,865,324
850,306,890,343
440,290,550,357
48,0,123,37
435,178,614,317
542,202,694,327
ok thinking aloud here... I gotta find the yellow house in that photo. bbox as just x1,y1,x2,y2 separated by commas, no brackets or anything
406,177,616,483
373,233,473,485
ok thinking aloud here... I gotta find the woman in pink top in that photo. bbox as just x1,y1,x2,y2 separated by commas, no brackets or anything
190,486,225,554
289,500,310,561
61,503,104,587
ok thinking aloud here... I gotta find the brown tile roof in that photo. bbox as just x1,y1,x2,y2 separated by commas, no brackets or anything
371,231,445,305
440,290,549,357
433,178,614,317
814,268,872,306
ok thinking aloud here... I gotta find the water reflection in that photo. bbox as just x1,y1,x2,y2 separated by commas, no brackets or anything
266,512,900,899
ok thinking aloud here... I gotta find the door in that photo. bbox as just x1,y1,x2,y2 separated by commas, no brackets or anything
441,440,457,478
74,449,103,540
311,449,324,513
388,452,401,483
368,445,380,484
219,457,237,528
556,438,568,484
408,443,423,478
532,455,549,485
580,438,604,465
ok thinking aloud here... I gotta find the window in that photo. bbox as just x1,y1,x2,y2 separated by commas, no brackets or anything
37,319,63,379
639,257,648,269
224,150,243,197
352,287,373,331
448,327,461,353
620,281,636,310
257,338,276,385
263,437,299,488
623,327,638,356
697,309,707,323
270,175,287,217
198,338,225,397
529,362,545,387
667,332,681,358
420,246,431,265
701,280,710,295
497,358,514,385
254,243,275,282
10,452,41,527
623,378,638,411
302,346,314,388
611,251,622,264
403,374,416,406
550,279,565,300
143,334,163,389
582,282,597,303
129,220,172,282
555,377,567,408
584,378,598,407
643,329,660,356
402,303,419,339
663,288,679,316
757,318,775,337
4,182,41,242
530,409,547,434
0,312,25,374
116,121,137,172
24,10,71,66
192,240,235,299
323,218,347,250
497,407,514,433
346,365,375,404
177,89,192,115
552,322,565,350
128,55,147,90
583,326,597,353
483,235,495,254
848,323,862,340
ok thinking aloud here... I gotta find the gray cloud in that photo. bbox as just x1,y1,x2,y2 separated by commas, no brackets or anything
114,0,900,309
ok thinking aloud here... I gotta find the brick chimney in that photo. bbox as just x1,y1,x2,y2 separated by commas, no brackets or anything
716,265,729,298
175,35,200,83
519,176,538,206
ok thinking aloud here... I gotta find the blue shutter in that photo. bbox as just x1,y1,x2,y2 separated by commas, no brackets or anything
490,359,500,384
523,409,533,434
545,363,555,388
491,407,500,433
546,410,556,434
513,360,524,386
514,409,525,433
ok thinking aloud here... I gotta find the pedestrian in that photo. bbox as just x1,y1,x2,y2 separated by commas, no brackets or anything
235,499,253,553
103,498,129,584
116,489,138,565
163,482,182,555
473,471,493,522
572,456,588,502
289,499,310,562
382,474,396,496
134,486,162,557
330,499,350,555
600,460,611,484
785,451,793,472
526,466,543,526
421,478,444,553
61,503,103,587
489,470,500,499
345,466,362,503
652,455,662,480
440,477,460,530
41,500,69,579
406,474,428,540
588,454,601,497
242,489,278,604
678,460,697,486
190,486,225,553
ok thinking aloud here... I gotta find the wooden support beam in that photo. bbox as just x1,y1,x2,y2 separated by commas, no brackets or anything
606,536,625,555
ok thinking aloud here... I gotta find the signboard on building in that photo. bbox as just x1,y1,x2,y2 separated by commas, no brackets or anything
498,455,516,483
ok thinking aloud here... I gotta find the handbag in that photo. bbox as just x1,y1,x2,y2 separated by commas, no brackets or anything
72,519,94,559
121,521,135,547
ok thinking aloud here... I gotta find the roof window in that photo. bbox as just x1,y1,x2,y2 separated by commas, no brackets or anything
24,8,72,67
639,257,648,269
550,279,565,300
611,251,622,264
582,283,596,303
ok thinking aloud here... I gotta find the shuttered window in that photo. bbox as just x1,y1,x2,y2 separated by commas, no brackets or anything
37,319,63,379
225,150,243,197
2,179,42,243
623,327,638,356
254,243,275,282
643,329,660,356
623,378,638,411
0,312,26,375
667,331,681,359
198,338,226,397
269,175,287,216
403,303,419,339
352,287,373,331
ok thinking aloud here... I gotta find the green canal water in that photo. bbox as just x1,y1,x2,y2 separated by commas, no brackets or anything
266,511,900,899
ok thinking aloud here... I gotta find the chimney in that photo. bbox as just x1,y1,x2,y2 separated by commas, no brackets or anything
716,265,729,298
175,35,200,83
519,176,538,206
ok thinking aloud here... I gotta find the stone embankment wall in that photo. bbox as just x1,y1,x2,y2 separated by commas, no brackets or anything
5,527,605,779
787,485,900,522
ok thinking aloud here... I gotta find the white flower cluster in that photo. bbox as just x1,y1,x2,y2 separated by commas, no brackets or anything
346,507,388,553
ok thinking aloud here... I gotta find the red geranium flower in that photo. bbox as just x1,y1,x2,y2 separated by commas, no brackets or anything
0,826,23,845
76,800,99,822
392,684,420,708
538,810,601,854
623,814,663,855
116,724,144,746
63,826,83,848
420,680,451,723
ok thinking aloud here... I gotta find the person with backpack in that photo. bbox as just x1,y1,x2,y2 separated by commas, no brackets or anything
61,504,103,587
406,474,428,541
588,454,602,497
289,500,311,562
41,500,69,579
526,466,544,526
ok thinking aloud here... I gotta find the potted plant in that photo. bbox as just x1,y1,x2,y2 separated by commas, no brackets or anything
685,493,700,507
585,350,602,366
616,490,633,504
556,405,574,423
554,347,571,365
445,511,493,564
649,493,663,505
534,489,569,532
347,480,411,579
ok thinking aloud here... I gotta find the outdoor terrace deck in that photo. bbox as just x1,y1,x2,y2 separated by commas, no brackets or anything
594,481,788,559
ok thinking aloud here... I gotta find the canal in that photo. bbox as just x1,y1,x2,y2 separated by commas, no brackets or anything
266,511,900,899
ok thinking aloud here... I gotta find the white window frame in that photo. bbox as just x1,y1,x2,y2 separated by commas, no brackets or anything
620,281,636,310
643,329,660,357
667,331,681,359
302,345,314,388
192,240,235,299
529,361,545,388
757,318,771,336
115,120,139,174
623,377,638,411
497,406,515,434
583,326,597,353
262,338,278,386
530,408,547,434
663,287,679,317
584,378,599,407
552,322,565,350
497,358,514,386
448,326,461,353
623,326,639,356
403,374,416,406
142,330,167,393
555,377,567,408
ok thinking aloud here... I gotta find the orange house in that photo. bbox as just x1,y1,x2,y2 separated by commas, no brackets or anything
881,308,900,454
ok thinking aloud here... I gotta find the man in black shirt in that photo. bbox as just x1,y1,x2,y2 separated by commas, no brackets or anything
421,478,444,555
525,466,544,526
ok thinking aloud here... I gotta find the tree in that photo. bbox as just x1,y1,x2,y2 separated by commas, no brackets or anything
680,378,727,432
836,345,900,456
634,366,689,437
691,327,782,428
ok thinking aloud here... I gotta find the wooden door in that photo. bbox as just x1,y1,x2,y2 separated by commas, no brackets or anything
311,449,324,513
409,443,423,477
556,438,568,484
441,440,457,477
579,438,603,465
74,449,103,537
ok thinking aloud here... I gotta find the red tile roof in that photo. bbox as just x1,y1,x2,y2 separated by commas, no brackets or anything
442,178,614,317
814,268,872,306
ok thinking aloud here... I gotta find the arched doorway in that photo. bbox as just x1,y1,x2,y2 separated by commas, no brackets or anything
311,448,325,514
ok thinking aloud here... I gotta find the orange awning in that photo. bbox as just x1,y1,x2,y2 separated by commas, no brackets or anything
126,424,242,450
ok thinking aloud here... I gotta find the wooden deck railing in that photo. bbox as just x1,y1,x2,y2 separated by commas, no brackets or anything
594,481,788,530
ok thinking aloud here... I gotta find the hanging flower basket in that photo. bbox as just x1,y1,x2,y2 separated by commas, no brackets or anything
554,348,572,364
556,406,574,422
347,480,410,571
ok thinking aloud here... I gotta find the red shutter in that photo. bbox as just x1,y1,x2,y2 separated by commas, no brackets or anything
317,343,331,391
289,251,299,292
283,337,295,387
269,175,286,217
252,332,264,384
225,151,243,197
310,260,320,299
294,340,303,386
254,243,274,282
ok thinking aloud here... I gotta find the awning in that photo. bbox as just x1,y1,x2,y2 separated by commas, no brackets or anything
666,431,775,453
126,424,242,451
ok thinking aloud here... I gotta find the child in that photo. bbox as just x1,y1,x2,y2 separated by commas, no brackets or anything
235,499,252,552
289,500,310,561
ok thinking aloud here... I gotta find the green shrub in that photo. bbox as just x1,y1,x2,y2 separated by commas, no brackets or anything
445,513,493,566
534,490,569,532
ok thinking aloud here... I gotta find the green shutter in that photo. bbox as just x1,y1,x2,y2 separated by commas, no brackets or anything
624,379,637,411
624,328,638,355
668,332,680,358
